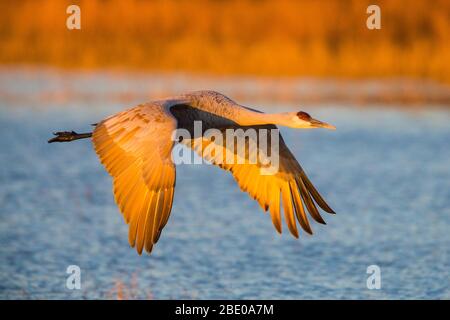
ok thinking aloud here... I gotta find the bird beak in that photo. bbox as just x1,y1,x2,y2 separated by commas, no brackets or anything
310,118,336,130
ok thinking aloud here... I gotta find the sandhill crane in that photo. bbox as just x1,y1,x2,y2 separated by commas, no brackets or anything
49,90,336,255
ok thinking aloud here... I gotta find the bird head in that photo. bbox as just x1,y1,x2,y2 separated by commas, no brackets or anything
283,111,336,130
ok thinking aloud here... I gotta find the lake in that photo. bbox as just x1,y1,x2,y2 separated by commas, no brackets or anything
0,69,449,299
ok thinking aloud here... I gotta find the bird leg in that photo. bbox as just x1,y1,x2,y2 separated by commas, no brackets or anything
48,131,92,143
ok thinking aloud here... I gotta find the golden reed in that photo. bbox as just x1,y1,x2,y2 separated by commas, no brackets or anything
1,0,449,82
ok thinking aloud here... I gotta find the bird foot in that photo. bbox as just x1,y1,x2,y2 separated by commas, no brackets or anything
48,131,92,143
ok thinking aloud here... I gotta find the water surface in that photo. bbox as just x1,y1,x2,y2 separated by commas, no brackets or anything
0,73,449,299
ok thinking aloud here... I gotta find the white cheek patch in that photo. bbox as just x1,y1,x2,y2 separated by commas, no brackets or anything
292,117,310,127
292,116,301,124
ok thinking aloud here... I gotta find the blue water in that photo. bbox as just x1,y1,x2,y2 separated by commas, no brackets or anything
0,76,449,299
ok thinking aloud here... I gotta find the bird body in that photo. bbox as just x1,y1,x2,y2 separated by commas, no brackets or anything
50,90,336,255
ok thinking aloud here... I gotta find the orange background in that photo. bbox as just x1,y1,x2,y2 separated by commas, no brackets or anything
1,0,449,82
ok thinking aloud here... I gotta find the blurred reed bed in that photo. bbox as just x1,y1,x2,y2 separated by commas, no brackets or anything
0,0,450,82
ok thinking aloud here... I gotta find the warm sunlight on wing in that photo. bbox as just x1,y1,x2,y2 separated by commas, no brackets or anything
92,102,178,254
184,125,335,237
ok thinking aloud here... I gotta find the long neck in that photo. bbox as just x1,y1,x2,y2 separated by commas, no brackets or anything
182,92,289,127
238,109,288,126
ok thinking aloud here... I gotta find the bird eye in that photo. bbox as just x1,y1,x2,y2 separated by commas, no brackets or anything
297,111,311,120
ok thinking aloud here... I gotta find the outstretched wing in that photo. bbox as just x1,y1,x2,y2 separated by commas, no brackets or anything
92,101,180,254
171,104,335,238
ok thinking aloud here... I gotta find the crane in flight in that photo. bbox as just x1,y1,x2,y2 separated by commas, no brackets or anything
49,90,336,255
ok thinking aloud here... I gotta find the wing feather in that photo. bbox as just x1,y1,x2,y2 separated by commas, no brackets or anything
296,177,326,225
182,123,334,237
290,180,313,234
281,182,299,238
92,102,178,254
269,184,282,233
300,171,335,214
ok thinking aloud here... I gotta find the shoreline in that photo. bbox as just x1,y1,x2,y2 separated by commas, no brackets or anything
1,66,449,108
